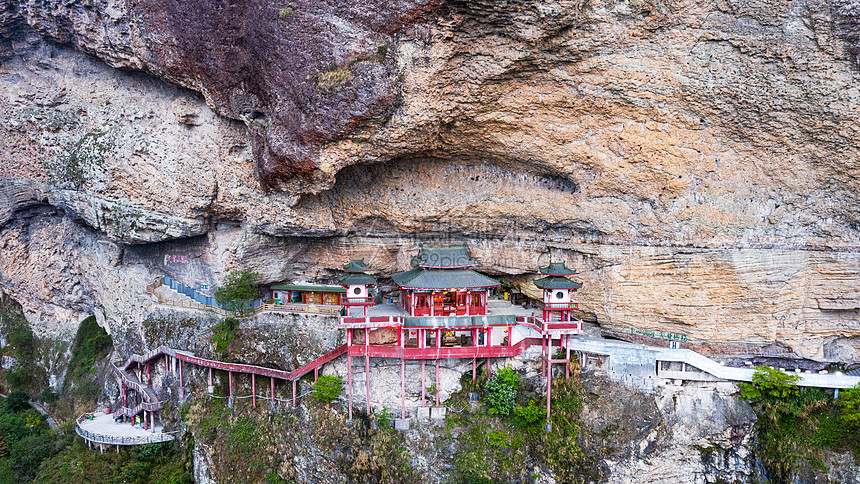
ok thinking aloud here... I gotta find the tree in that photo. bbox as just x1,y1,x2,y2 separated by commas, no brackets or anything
214,270,260,315
485,366,519,416
4,391,30,413
839,383,860,432
738,366,801,402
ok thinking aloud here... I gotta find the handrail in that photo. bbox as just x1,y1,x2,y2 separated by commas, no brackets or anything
75,416,175,446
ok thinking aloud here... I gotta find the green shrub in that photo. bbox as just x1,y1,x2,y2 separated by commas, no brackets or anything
485,367,519,416
739,366,801,402
38,388,58,404
215,270,260,315
838,383,860,432
312,375,343,404
513,400,544,432
495,366,520,390
4,391,30,413
377,406,392,428
212,319,239,353
739,366,843,482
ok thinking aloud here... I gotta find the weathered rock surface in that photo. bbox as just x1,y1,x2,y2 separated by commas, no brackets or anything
0,0,858,368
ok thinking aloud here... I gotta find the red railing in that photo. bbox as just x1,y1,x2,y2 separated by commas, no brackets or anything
342,297,374,305
537,301,579,310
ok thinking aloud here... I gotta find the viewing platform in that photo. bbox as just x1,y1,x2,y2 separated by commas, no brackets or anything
75,411,174,450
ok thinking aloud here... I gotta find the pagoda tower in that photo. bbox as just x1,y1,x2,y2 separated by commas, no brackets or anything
338,259,377,317
533,261,582,323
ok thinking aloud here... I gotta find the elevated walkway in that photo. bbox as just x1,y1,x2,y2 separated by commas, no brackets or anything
565,337,860,391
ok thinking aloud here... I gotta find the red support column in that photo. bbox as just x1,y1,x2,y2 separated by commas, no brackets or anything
546,336,553,424
348,355,353,420
252,373,256,408
541,335,546,376
347,330,353,420
400,356,406,419
271,376,275,404
151,411,155,433
208,367,213,388
434,359,440,406
179,360,184,387
546,360,552,425
143,411,148,430
314,367,319,382
565,334,571,380
421,360,426,406
472,358,476,382
292,380,297,407
147,363,151,385
365,327,371,415
228,371,233,402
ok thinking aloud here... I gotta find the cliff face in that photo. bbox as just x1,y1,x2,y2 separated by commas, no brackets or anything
0,0,858,363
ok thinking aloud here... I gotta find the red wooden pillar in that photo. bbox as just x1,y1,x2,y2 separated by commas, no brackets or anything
347,330,353,420
365,327,371,415
541,335,546,376
421,360,426,406
472,358,476,382
400,355,406,419
228,371,233,402
151,411,155,433
435,359,440,406
252,373,256,408
122,384,127,408
143,410,148,430
271,376,275,404
179,360,184,387
314,367,319,382
147,363,151,385
292,380,297,407
546,337,553,424
208,367,213,388
565,334,571,380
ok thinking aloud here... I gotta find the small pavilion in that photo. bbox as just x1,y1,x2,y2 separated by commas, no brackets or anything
338,259,377,317
533,261,582,323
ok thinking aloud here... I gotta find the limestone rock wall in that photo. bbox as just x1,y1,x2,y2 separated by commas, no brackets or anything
0,0,857,366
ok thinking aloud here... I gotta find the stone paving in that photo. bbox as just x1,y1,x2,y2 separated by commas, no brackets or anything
77,411,170,440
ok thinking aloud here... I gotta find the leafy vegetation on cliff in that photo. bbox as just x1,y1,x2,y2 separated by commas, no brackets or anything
740,366,860,482
0,303,46,395
54,316,112,419
185,393,415,483
0,392,193,483
442,361,593,484
215,270,260,315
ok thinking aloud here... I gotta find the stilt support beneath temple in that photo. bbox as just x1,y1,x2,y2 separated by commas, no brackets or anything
347,355,353,421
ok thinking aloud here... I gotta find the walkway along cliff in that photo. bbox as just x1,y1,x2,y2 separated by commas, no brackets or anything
77,246,860,449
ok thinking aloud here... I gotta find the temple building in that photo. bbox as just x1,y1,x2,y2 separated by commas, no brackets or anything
269,283,345,306
336,245,585,423
392,246,500,317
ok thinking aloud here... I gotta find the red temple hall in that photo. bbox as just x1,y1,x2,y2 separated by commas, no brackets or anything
338,246,584,421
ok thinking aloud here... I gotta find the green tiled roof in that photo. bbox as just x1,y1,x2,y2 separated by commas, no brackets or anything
391,268,500,290
337,272,377,285
269,284,346,293
412,245,477,268
539,261,577,276
342,259,372,272
533,276,583,289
